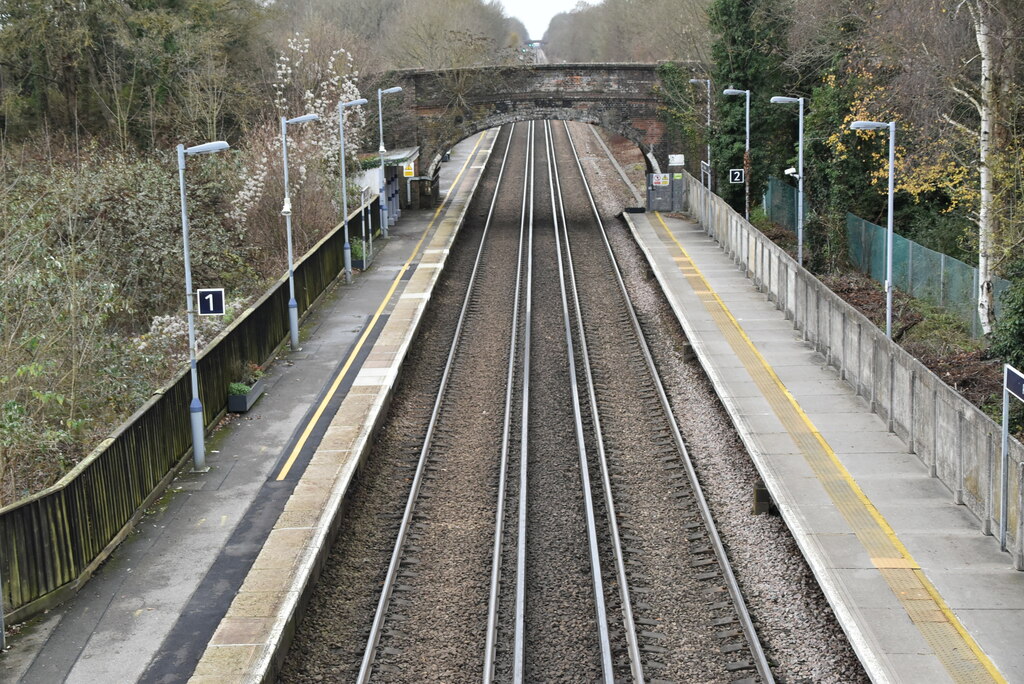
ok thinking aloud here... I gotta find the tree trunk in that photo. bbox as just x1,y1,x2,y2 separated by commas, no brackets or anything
973,0,997,335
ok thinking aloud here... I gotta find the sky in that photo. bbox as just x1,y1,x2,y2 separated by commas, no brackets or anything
498,0,594,41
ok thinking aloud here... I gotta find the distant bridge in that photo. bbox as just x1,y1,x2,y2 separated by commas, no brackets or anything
387,63,678,195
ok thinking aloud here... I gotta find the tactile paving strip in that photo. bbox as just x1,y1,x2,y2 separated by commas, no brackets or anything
652,212,1004,684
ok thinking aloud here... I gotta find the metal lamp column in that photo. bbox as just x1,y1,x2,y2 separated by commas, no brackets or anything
377,86,403,239
176,140,230,472
339,97,368,285
723,87,751,220
771,96,805,266
689,78,712,189
280,113,320,350
850,119,896,338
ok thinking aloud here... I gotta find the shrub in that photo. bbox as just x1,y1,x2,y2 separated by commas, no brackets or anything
991,260,1024,368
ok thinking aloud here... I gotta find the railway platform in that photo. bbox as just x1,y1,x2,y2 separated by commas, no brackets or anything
624,209,1024,684
0,129,497,684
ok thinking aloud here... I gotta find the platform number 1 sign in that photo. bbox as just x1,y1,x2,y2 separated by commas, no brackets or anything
729,168,745,184
197,288,225,316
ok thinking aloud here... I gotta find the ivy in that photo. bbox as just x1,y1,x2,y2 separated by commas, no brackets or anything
707,0,795,213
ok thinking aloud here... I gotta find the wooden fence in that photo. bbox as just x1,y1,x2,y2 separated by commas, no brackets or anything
0,199,379,622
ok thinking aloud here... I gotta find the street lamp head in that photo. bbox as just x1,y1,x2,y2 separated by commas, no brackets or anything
342,98,368,108
380,86,403,95
184,141,230,156
850,120,888,131
723,88,748,96
286,113,319,125
771,96,800,105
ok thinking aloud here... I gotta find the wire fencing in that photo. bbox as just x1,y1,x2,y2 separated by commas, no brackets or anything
765,177,1009,337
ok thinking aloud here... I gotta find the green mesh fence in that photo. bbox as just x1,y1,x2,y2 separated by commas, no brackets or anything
846,214,1009,337
764,177,798,232
766,176,1007,338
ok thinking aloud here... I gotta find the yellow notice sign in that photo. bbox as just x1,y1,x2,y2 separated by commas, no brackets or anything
403,162,415,177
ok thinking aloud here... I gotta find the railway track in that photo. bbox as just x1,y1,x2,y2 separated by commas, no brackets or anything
282,120,776,682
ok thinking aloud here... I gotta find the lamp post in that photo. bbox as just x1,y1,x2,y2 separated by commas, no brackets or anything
176,139,230,472
689,78,712,190
377,86,403,238
771,96,805,266
339,97,368,285
851,119,897,338
723,87,751,220
280,112,320,351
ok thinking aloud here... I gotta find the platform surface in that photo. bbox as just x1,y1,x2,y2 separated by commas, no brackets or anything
626,210,1024,684
0,130,495,684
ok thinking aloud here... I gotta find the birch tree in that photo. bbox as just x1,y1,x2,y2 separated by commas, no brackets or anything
852,0,1022,334
965,0,1018,333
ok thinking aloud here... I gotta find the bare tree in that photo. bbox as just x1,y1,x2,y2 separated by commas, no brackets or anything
855,0,1022,334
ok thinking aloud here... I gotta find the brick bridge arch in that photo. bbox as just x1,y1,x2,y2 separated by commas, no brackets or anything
386,63,676,186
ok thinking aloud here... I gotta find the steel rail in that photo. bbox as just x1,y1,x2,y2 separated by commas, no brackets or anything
542,120,615,683
483,120,531,683
564,121,776,683
549,122,645,682
355,124,516,683
512,120,535,683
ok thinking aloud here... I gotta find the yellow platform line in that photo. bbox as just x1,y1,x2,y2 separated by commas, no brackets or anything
652,211,1005,684
274,131,488,481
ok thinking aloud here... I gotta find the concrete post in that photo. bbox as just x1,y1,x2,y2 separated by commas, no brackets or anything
1015,462,1023,570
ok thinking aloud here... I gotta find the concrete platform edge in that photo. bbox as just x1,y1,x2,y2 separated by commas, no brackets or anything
622,212,894,683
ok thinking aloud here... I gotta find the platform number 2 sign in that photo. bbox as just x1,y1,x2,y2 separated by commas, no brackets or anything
197,288,225,316
729,168,745,184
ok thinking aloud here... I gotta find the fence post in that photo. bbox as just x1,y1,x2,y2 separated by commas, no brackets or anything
956,409,965,505
984,430,994,536
0,545,5,650
1016,462,1023,570
907,242,914,297
940,253,946,306
861,218,868,273
972,268,979,338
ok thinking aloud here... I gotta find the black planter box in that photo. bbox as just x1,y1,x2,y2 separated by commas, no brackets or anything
227,379,265,413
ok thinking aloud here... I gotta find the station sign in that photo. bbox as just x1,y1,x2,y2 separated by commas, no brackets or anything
196,288,225,316
668,154,685,167
999,362,1024,551
729,168,745,184
1006,364,1024,402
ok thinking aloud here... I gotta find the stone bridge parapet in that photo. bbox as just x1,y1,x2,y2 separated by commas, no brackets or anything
383,63,681,201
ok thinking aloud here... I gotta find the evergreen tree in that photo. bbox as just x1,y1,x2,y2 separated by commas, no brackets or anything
707,0,793,213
